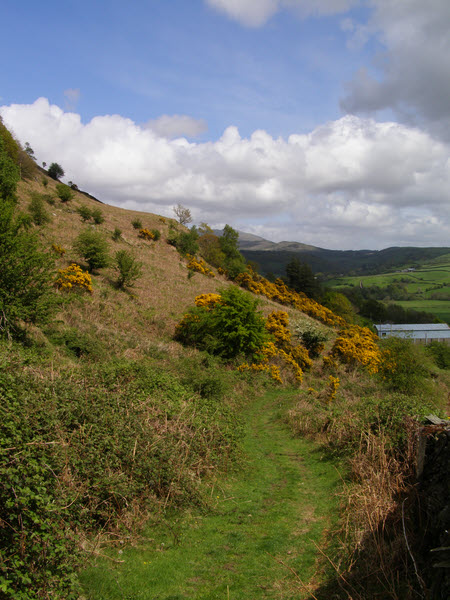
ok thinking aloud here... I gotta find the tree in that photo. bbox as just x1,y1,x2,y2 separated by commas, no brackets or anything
286,257,321,300
47,162,64,180
74,230,110,272
219,225,246,279
173,203,192,226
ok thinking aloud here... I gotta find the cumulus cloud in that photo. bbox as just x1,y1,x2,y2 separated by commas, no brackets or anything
341,0,450,140
144,114,207,139
1,97,449,249
205,0,359,27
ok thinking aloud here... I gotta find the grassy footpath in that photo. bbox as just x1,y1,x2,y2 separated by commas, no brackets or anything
80,390,341,599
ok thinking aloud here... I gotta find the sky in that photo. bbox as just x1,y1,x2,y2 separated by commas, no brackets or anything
1,0,449,250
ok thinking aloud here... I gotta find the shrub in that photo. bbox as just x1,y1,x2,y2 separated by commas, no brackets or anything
175,286,269,360
0,200,55,335
51,243,66,256
186,255,215,277
378,337,431,393
76,205,92,222
138,228,156,241
42,177,48,187
151,228,161,241
91,208,104,224
56,183,74,202
168,226,199,257
132,218,142,229
73,230,110,272
295,322,328,358
112,227,122,241
55,263,93,293
114,250,143,289
28,193,51,226
426,341,450,369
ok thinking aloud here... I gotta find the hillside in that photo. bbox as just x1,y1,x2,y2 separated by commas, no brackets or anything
236,233,450,278
1,135,450,599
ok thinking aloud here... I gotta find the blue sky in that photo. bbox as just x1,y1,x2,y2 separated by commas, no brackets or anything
1,0,449,249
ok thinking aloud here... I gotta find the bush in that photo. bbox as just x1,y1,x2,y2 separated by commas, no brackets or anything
175,286,269,360
295,323,328,358
56,183,74,202
28,193,51,226
426,341,450,370
0,205,56,333
168,226,199,257
131,218,142,229
91,208,104,224
55,263,93,293
76,205,92,222
379,337,431,393
112,227,122,241
114,250,142,289
73,230,110,272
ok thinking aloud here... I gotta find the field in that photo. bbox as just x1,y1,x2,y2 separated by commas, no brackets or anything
325,262,450,322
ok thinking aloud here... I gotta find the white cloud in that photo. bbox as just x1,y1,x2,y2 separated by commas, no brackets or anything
341,0,450,140
144,114,207,139
205,0,359,27
1,97,449,249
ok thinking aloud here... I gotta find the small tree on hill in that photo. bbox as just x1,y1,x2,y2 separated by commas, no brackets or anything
114,250,143,289
48,162,64,180
173,203,192,226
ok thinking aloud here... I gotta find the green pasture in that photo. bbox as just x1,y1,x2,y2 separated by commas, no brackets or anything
396,300,450,324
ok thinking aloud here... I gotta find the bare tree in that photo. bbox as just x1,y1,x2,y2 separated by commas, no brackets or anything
173,203,192,226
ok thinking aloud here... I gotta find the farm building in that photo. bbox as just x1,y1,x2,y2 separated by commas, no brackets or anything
374,323,450,344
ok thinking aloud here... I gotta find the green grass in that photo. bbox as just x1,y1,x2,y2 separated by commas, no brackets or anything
396,300,450,323
80,390,341,599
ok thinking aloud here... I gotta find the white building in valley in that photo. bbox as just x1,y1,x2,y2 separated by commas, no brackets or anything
374,323,450,344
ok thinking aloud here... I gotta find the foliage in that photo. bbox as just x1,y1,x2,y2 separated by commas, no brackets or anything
131,218,142,229
28,193,51,226
235,270,345,327
55,183,74,202
138,228,160,241
112,227,122,241
76,205,92,222
295,322,328,358
186,255,215,277
73,229,110,272
0,346,244,598
114,250,143,289
321,291,355,322
47,162,64,180
168,226,199,256
378,337,432,393
51,243,66,256
286,257,322,300
0,118,36,180
0,193,55,335
218,225,246,279
426,340,450,370
173,203,192,226
239,311,311,385
55,263,93,293
91,208,104,224
331,325,382,374
198,224,226,268
0,134,20,200
175,286,270,360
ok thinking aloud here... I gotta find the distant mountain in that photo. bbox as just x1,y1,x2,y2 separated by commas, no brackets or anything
228,231,450,278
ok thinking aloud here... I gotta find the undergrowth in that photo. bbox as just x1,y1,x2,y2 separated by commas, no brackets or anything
0,339,248,599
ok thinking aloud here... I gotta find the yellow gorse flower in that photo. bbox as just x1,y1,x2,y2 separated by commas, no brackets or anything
55,263,93,293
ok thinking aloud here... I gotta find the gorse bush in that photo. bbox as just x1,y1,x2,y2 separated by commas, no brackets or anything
131,218,142,229
175,286,269,360
55,263,93,293
91,208,104,224
112,227,122,241
76,205,92,222
378,337,431,393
